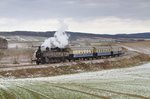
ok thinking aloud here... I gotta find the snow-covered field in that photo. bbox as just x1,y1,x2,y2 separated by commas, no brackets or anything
0,63,150,99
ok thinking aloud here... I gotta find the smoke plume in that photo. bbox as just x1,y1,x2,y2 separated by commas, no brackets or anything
41,20,69,49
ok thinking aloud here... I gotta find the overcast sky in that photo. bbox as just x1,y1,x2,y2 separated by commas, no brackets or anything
0,0,150,34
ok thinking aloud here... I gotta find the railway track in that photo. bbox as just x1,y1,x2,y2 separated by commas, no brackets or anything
0,51,137,71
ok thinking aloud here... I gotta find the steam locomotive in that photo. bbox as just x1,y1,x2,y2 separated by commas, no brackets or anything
35,45,124,65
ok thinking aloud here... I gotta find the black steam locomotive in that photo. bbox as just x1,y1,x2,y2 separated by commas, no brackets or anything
35,45,124,65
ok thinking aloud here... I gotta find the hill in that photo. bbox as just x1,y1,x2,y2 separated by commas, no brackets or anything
0,31,150,40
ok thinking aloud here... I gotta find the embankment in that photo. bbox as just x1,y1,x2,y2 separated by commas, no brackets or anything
0,52,150,78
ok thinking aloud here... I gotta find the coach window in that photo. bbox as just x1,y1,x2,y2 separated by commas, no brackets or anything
78,50,80,54
76,50,78,54
79,50,81,54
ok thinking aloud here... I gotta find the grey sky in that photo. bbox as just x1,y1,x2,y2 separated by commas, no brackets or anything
0,0,150,34
0,0,150,20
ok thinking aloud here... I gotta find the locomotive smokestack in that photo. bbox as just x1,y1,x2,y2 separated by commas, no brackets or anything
41,20,69,50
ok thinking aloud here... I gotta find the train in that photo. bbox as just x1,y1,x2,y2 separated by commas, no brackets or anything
35,45,124,65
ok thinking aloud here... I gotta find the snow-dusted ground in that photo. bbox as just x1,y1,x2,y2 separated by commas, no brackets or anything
0,63,150,99
8,43,29,49
6,36,46,42
122,45,150,55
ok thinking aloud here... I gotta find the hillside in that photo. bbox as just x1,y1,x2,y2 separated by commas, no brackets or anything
0,31,150,40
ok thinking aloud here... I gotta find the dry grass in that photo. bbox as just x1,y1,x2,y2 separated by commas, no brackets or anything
0,48,35,64
122,40,150,48
101,53,150,69
2,49,34,57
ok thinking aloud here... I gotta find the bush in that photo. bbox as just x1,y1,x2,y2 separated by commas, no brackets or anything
0,51,4,60
13,58,19,64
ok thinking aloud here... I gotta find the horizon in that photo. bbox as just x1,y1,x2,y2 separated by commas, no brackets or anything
0,30,150,35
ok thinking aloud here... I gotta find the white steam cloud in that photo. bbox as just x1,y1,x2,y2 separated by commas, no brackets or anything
41,20,69,49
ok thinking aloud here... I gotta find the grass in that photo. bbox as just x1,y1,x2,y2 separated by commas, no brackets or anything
0,78,150,99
